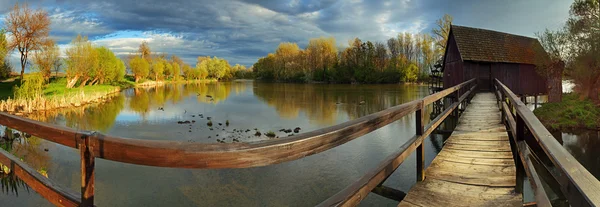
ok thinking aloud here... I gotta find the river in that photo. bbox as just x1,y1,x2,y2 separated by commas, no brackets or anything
0,81,597,206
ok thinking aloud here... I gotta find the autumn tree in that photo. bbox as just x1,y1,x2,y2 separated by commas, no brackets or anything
32,40,59,82
171,61,181,80
432,14,453,56
306,37,337,81
5,3,51,80
129,56,150,82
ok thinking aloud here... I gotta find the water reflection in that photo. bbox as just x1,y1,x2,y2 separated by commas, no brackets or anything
555,130,600,179
0,128,51,196
1,81,453,207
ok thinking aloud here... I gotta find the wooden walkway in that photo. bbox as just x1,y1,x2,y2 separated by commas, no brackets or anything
399,93,522,207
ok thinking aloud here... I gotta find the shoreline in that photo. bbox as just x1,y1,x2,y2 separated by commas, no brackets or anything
0,79,220,115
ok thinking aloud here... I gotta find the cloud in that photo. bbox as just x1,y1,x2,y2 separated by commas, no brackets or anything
0,0,573,67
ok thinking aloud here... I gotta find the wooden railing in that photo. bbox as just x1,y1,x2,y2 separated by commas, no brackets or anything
0,79,477,207
494,79,600,207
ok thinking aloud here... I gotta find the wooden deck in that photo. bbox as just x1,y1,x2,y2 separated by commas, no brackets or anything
399,92,522,207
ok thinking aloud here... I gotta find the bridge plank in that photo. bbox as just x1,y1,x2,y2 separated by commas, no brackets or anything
399,93,521,207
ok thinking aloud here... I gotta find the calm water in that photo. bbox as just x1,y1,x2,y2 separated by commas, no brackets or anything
1,81,598,206
1,81,449,206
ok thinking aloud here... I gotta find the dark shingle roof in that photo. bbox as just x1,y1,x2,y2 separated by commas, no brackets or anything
451,25,543,64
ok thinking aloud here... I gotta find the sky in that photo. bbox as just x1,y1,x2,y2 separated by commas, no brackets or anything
0,0,573,68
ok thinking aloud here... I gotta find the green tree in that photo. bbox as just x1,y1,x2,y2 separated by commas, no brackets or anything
151,58,165,81
65,35,98,88
566,0,600,104
172,61,181,80
535,29,567,103
0,29,11,80
94,46,125,85
129,56,150,83
14,73,44,99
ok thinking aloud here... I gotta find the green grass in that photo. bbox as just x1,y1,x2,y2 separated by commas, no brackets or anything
534,93,600,130
43,78,119,98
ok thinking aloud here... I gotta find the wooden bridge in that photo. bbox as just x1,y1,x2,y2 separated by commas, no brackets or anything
0,79,599,207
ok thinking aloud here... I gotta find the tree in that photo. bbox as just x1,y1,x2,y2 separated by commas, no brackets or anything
171,61,180,80
129,56,150,83
151,58,165,81
94,47,125,85
0,29,8,64
5,3,51,81
32,40,59,82
432,14,453,56
566,0,600,104
52,58,63,78
164,60,173,79
0,29,11,80
139,41,152,62
65,35,98,88
535,29,567,103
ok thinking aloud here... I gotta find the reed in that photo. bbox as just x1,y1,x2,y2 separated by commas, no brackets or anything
0,87,121,114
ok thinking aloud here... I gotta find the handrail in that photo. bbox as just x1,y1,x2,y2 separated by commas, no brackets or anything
0,78,477,169
0,148,81,207
0,79,477,206
495,79,600,206
319,83,477,206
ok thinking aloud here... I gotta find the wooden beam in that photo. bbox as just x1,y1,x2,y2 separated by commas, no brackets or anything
0,148,81,207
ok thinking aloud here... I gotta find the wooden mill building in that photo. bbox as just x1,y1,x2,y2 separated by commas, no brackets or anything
442,25,547,95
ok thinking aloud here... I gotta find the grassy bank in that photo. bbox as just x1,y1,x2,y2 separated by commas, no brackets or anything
534,93,600,130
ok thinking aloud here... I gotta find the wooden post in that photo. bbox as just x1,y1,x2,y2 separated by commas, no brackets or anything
501,93,506,124
534,95,538,110
515,114,525,194
80,133,95,207
416,104,425,182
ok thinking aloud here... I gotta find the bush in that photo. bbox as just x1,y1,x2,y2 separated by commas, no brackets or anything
14,73,44,99
534,93,600,130
0,62,11,80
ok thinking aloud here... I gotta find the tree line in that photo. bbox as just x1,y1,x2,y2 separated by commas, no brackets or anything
0,2,253,99
253,15,451,84
128,41,252,83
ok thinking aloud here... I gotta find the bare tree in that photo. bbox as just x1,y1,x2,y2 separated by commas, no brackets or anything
5,3,51,81
53,58,63,78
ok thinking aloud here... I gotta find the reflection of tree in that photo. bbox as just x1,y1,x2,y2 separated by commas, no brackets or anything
127,83,246,117
65,95,125,132
253,83,429,125
561,130,600,178
0,128,51,194
129,88,151,117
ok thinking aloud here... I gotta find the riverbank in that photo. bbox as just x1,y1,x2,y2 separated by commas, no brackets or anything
0,78,220,114
534,93,600,130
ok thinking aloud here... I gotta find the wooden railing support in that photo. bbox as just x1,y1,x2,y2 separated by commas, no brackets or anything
415,103,425,182
514,108,526,194
80,131,95,207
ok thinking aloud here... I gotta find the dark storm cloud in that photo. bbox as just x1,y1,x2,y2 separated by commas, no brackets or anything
0,0,572,66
